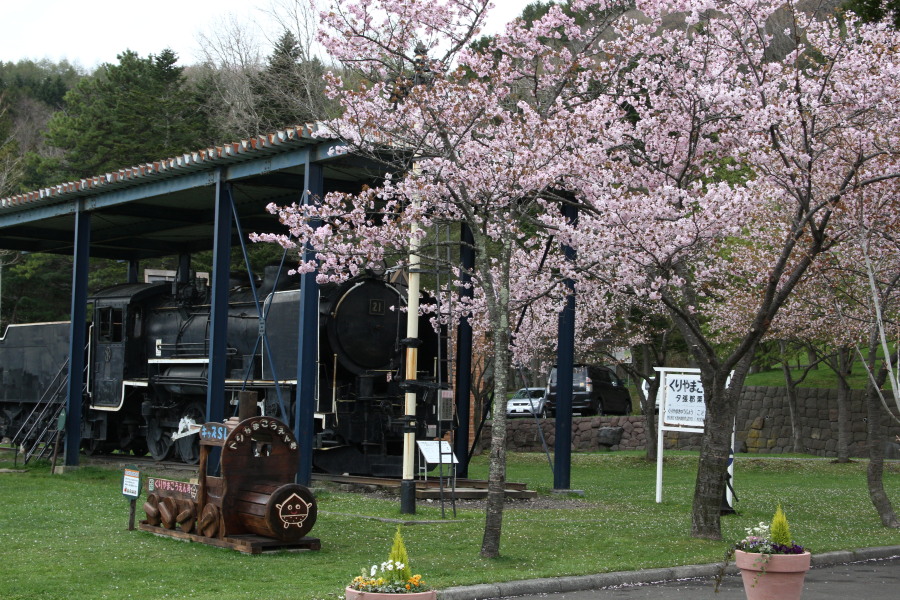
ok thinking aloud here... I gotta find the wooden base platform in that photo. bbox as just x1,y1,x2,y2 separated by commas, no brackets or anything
312,473,537,500
139,522,321,554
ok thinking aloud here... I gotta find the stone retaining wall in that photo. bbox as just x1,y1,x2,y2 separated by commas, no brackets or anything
483,386,900,456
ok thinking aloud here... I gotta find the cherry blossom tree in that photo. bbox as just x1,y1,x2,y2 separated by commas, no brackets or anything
553,0,900,538
256,0,641,557
261,0,900,548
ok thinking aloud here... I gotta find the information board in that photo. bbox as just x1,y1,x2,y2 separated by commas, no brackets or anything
662,372,706,427
416,440,458,465
122,468,141,498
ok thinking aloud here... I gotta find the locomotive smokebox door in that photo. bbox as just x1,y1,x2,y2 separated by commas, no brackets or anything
328,279,403,374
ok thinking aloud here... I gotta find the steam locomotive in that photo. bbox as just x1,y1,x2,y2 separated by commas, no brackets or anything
0,266,452,476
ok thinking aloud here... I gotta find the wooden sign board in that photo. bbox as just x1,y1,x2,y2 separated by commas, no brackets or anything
147,477,199,501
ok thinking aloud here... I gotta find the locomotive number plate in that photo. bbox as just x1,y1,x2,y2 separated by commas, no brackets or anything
368,299,385,315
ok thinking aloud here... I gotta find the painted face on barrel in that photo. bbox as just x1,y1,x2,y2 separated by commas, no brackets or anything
275,493,312,528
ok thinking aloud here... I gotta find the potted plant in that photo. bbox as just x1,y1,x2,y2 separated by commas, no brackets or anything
345,527,436,599
717,505,810,600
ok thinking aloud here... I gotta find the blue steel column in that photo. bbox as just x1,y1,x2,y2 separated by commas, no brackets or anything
178,253,191,284
126,260,139,284
65,201,90,466
553,202,578,491
295,160,323,485
206,174,232,473
453,223,474,478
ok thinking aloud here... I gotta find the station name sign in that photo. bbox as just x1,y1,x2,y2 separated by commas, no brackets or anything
662,372,706,428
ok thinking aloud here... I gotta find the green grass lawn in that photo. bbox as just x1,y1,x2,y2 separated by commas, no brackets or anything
1,452,898,600
743,366,873,389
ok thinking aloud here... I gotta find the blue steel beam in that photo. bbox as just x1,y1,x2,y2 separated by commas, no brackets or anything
454,223,475,478
295,161,323,486
553,202,578,491
0,141,347,230
206,173,231,474
65,201,90,466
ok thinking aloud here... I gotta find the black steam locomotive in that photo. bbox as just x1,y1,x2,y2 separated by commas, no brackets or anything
0,267,452,476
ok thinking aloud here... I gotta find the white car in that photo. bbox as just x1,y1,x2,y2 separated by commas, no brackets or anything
506,387,547,418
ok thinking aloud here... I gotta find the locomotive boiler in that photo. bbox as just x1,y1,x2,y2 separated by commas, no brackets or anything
0,266,453,476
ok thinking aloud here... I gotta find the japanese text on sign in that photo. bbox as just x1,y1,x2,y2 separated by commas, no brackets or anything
147,477,198,500
663,373,706,427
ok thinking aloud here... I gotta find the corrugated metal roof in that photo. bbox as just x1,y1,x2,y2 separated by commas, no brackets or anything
0,124,327,212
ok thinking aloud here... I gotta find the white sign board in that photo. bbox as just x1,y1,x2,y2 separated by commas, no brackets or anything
416,440,458,465
122,468,141,498
654,367,734,506
662,372,706,427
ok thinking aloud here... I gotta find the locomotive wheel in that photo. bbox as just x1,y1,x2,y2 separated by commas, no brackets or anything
146,417,173,461
175,401,205,465
82,438,107,456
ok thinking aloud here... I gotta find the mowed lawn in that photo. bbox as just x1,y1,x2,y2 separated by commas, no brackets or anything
1,451,898,600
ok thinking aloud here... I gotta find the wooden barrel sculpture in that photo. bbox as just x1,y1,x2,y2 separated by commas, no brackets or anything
140,414,318,551
231,481,317,542
218,416,318,542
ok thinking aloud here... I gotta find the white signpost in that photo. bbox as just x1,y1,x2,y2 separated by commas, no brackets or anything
654,368,734,505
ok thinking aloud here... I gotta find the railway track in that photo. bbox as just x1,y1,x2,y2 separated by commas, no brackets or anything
74,454,536,500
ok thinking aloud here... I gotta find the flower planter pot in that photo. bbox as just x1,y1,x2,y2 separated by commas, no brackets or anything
734,550,811,600
345,587,436,600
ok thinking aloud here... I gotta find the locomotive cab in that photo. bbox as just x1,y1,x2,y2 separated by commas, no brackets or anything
84,283,168,455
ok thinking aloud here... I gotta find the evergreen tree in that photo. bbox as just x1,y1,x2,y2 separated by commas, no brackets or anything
251,31,329,131
845,0,900,28
38,49,211,182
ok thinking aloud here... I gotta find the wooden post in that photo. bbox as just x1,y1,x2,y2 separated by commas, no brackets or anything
128,498,136,530
50,429,62,474
238,391,257,422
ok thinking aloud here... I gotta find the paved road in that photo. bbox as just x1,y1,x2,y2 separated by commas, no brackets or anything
438,548,900,600
495,557,900,599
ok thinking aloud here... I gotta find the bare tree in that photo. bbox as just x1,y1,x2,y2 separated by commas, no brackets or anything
0,100,20,197
193,13,266,138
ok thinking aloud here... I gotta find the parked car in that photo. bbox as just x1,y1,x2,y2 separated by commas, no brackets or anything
640,377,660,413
506,387,547,418
544,364,632,416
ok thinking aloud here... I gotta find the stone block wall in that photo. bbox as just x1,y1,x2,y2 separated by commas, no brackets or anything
483,386,900,456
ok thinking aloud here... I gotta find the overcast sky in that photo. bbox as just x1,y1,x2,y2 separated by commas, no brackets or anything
1,1,528,70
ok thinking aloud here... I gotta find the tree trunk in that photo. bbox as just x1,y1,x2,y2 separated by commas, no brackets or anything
691,350,755,540
865,338,899,527
479,239,513,558
641,345,658,461
480,338,509,557
780,341,803,454
866,386,899,527
643,387,658,461
691,373,737,540
835,347,852,463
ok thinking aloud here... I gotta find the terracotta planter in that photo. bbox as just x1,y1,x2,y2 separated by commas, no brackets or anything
734,550,811,600
345,587,436,600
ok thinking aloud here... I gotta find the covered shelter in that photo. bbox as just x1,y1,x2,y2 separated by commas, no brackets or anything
0,125,460,483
